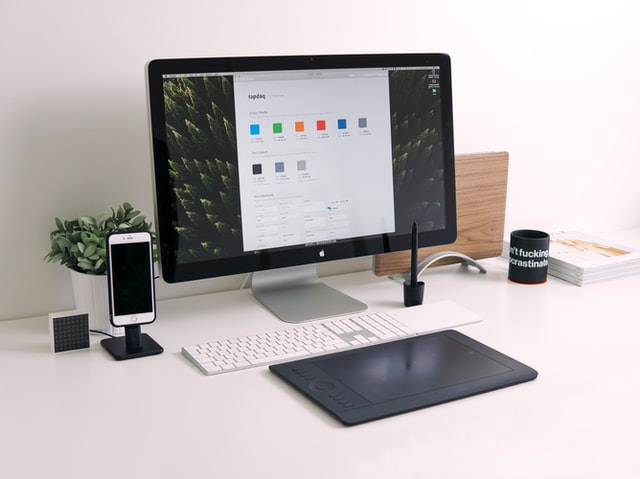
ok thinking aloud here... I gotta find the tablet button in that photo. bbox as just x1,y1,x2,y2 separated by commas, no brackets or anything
329,393,354,408
309,380,335,392
292,367,315,381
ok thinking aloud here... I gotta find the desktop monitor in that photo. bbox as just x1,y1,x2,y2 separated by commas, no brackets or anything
147,53,456,322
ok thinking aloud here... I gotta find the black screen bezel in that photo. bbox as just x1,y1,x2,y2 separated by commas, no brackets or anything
147,53,456,283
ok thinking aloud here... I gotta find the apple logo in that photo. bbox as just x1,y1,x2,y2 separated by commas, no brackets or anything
319,249,325,258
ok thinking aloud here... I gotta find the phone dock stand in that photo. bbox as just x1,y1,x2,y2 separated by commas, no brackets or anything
101,324,163,360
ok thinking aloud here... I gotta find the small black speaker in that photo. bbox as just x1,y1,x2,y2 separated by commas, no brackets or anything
49,310,90,353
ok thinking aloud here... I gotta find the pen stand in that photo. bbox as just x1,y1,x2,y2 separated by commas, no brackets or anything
101,324,163,360
403,280,425,307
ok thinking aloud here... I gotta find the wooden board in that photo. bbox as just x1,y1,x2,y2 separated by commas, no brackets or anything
374,151,509,276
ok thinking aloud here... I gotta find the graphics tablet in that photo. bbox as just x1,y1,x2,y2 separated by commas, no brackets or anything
270,330,538,425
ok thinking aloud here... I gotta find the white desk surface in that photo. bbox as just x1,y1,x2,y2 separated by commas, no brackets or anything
2,233,640,479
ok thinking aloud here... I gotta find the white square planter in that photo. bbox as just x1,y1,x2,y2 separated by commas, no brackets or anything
70,270,124,337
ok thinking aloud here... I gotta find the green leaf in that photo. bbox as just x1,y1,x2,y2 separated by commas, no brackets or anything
83,243,97,258
55,237,71,250
94,258,105,272
77,258,94,272
79,216,95,227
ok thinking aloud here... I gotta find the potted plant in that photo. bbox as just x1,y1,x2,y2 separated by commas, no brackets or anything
45,202,156,334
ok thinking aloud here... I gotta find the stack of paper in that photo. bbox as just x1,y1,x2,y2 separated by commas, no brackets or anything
548,231,640,286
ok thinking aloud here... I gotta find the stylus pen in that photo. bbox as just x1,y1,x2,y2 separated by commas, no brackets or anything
411,221,418,287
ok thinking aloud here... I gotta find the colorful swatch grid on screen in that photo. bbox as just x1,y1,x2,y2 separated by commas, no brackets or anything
249,118,368,135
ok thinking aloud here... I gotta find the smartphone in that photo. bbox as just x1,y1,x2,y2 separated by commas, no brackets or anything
107,231,156,327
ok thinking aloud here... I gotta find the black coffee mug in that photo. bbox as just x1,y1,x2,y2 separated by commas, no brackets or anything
508,229,550,284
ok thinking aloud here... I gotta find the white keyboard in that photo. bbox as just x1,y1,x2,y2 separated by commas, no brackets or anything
182,312,418,376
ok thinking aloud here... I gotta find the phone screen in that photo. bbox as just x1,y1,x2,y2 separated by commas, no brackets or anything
111,242,153,315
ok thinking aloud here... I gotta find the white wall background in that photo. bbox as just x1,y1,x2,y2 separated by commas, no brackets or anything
1,0,639,321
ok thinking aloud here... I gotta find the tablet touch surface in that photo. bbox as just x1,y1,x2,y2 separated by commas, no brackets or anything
270,330,537,425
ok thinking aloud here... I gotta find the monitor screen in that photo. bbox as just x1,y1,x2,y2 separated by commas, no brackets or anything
147,53,456,321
